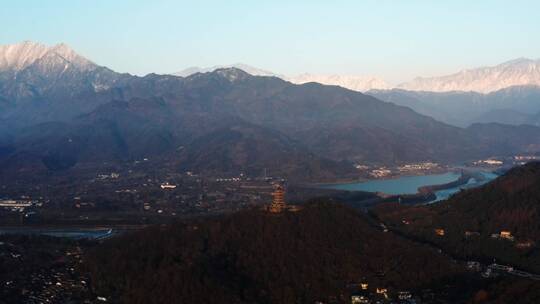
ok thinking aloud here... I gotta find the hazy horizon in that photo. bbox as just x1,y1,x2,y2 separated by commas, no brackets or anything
1,0,539,84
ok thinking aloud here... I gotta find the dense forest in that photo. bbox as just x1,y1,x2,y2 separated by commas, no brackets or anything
85,202,464,304
83,163,540,303
375,162,540,273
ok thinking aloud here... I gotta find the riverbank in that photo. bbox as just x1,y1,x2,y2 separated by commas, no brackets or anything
307,167,454,187
311,169,499,205
418,171,474,194
0,225,149,240
0,227,117,240
315,172,461,195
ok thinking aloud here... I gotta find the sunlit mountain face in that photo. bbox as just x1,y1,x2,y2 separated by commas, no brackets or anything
397,58,540,94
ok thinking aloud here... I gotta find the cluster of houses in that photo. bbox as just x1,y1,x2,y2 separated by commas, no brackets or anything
215,177,243,182
480,263,540,280
490,231,535,249
472,159,504,166
430,230,540,281
397,162,439,172
434,228,534,249
434,228,445,236
1,243,94,303
491,230,515,241
471,155,539,167
97,172,120,180
160,182,177,189
355,162,443,179
369,168,392,178
349,282,415,304
467,259,540,281
0,199,41,212
512,155,540,165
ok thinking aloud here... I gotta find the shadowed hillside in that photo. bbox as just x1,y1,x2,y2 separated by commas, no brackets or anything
375,162,540,273
85,202,464,304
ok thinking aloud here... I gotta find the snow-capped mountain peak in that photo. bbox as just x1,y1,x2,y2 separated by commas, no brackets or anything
174,63,281,78
48,43,94,68
0,41,49,71
0,41,95,73
398,58,540,93
214,67,251,82
174,64,390,92
287,73,391,92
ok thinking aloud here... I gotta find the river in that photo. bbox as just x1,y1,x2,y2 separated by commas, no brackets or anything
321,172,461,195
430,171,498,203
321,171,498,203
0,227,114,240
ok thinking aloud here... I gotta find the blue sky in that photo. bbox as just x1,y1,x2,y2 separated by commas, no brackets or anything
1,0,539,83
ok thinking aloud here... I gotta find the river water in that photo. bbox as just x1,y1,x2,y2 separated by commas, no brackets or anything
0,228,114,240
321,172,461,195
430,171,498,203
321,171,498,203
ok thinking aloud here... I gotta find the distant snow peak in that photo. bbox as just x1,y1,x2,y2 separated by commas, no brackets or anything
49,43,93,67
174,63,280,78
176,58,540,94
0,41,95,72
399,58,540,93
215,67,250,82
0,41,48,71
175,65,390,92
288,73,391,92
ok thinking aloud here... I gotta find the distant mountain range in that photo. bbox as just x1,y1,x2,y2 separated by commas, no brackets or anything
174,63,282,78
369,85,540,127
367,59,540,127
398,58,540,93
175,60,540,127
1,41,540,181
174,58,540,94
173,64,391,91
288,73,390,92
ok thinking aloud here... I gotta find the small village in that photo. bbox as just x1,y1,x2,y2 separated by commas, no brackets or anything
0,157,539,304
0,238,98,303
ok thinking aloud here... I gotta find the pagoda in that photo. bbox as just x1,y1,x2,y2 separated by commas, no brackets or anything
268,183,287,213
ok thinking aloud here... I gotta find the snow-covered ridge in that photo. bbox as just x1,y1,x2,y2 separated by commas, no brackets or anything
175,59,540,94
174,63,281,78
174,64,389,92
398,58,540,93
215,68,251,82
287,73,390,92
0,41,95,72
6,41,537,95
